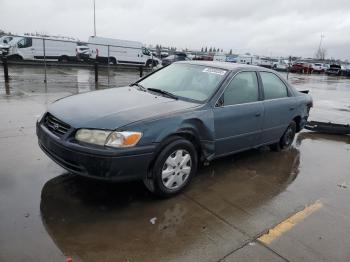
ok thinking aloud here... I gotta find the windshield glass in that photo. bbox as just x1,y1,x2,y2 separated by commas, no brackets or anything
139,63,227,102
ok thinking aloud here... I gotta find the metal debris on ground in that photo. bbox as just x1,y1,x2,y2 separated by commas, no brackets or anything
150,217,157,225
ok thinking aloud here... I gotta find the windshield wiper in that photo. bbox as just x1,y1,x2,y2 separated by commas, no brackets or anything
131,83,146,91
147,88,178,100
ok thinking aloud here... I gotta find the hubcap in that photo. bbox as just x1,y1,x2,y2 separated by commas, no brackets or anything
161,149,191,190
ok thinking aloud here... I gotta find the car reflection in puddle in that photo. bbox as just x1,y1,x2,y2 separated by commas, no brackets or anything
40,143,302,262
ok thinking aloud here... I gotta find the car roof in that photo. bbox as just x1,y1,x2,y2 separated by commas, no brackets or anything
176,60,271,72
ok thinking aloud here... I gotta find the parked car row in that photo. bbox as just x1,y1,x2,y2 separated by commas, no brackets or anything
0,35,161,67
289,61,350,76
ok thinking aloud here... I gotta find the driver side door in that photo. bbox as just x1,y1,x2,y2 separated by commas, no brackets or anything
17,37,34,60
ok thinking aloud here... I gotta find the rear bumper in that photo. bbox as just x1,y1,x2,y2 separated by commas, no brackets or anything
37,122,155,181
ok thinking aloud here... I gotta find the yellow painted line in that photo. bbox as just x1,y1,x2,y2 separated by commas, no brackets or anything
258,200,323,245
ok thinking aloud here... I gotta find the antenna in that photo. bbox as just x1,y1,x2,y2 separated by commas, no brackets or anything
318,33,324,50
93,0,96,36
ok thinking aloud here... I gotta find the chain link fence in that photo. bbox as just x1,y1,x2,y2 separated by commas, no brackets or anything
0,34,158,95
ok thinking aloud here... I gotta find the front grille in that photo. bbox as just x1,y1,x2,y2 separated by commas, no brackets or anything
44,113,71,137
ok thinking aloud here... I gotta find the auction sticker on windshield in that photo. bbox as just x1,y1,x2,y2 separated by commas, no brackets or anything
202,68,227,75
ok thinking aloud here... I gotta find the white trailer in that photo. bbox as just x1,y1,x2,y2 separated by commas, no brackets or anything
6,36,81,62
213,53,227,62
237,54,256,65
87,36,158,66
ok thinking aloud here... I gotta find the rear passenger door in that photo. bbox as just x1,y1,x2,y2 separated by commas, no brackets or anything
259,72,296,144
214,71,264,156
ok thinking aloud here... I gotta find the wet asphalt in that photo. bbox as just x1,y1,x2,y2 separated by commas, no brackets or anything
0,65,350,262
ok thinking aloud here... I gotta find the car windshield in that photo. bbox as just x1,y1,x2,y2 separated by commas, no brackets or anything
139,63,227,102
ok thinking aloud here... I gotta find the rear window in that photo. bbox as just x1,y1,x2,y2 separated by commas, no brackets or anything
260,72,288,100
223,72,259,106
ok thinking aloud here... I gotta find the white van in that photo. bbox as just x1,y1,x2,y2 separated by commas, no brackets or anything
6,36,82,62
87,36,159,67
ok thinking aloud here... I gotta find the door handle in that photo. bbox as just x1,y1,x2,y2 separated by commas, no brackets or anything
255,112,261,117
289,107,295,111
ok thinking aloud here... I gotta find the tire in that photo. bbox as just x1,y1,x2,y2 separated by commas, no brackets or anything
146,60,153,67
58,56,69,63
8,55,23,61
109,57,117,65
143,138,198,197
270,121,296,152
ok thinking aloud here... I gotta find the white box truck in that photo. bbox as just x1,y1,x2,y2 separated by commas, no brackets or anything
88,36,159,67
6,36,85,62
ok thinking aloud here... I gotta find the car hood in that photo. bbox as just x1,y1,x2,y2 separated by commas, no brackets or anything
48,86,199,130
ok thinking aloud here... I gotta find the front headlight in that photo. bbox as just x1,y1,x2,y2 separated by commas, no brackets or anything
105,131,142,148
75,129,111,146
75,129,142,148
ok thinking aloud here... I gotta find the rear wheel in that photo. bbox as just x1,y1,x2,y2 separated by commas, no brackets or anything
143,138,198,197
58,56,69,62
270,121,296,152
109,57,117,65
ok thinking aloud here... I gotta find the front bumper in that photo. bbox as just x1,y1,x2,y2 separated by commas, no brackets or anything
37,122,155,181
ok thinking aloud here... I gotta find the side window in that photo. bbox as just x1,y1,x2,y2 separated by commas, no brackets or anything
260,72,288,99
17,37,32,48
142,47,150,56
223,72,259,106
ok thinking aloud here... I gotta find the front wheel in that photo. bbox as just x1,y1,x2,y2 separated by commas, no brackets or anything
146,60,156,67
270,121,296,152
144,138,198,197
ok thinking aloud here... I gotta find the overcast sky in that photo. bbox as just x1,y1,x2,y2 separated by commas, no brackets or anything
1,0,350,59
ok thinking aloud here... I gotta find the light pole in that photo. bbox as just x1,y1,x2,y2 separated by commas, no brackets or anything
318,33,324,51
93,0,96,36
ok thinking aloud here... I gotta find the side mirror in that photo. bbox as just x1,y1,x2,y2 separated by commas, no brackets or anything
216,97,224,107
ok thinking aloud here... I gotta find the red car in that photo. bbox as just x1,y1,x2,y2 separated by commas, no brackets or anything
291,62,313,74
